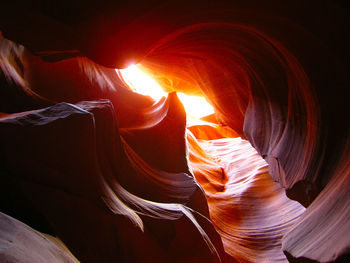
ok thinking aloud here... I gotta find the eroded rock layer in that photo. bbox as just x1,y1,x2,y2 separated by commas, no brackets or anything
0,99,227,262
0,0,349,262
188,123,305,262
0,212,78,263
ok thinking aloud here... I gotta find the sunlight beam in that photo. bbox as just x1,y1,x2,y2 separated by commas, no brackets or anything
117,65,214,119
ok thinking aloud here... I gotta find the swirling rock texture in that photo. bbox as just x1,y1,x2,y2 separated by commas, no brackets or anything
0,0,349,262
187,128,305,262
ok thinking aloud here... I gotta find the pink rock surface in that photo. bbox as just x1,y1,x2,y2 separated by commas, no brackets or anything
188,128,305,262
0,1,349,262
0,212,78,263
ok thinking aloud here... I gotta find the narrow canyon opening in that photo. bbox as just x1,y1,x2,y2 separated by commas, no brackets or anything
119,63,306,262
118,64,215,119
0,1,349,263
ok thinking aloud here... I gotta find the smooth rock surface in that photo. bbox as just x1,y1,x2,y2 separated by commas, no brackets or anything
0,1,349,262
0,212,78,263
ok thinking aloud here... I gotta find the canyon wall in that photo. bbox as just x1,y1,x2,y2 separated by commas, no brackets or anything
1,0,349,262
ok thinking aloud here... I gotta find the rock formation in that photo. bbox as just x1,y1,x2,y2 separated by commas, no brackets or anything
0,212,78,263
0,0,349,262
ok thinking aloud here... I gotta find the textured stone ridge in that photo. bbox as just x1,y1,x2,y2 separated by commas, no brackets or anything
0,212,78,263
282,141,350,263
0,100,226,263
0,1,349,262
188,127,306,262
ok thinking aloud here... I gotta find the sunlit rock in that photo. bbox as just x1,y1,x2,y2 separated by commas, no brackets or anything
0,0,349,262
188,128,305,262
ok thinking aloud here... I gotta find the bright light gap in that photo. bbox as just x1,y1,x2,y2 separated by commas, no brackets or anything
117,64,214,119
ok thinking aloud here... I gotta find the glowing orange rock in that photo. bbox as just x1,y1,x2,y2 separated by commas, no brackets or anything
0,1,349,262
188,124,305,262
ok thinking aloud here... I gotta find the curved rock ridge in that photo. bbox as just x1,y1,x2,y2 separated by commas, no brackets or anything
76,97,194,204
282,138,350,263
141,19,326,208
187,118,239,141
1,0,349,206
119,92,188,174
0,100,227,262
0,212,78,263
187,127,305,262
0,1,349,262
